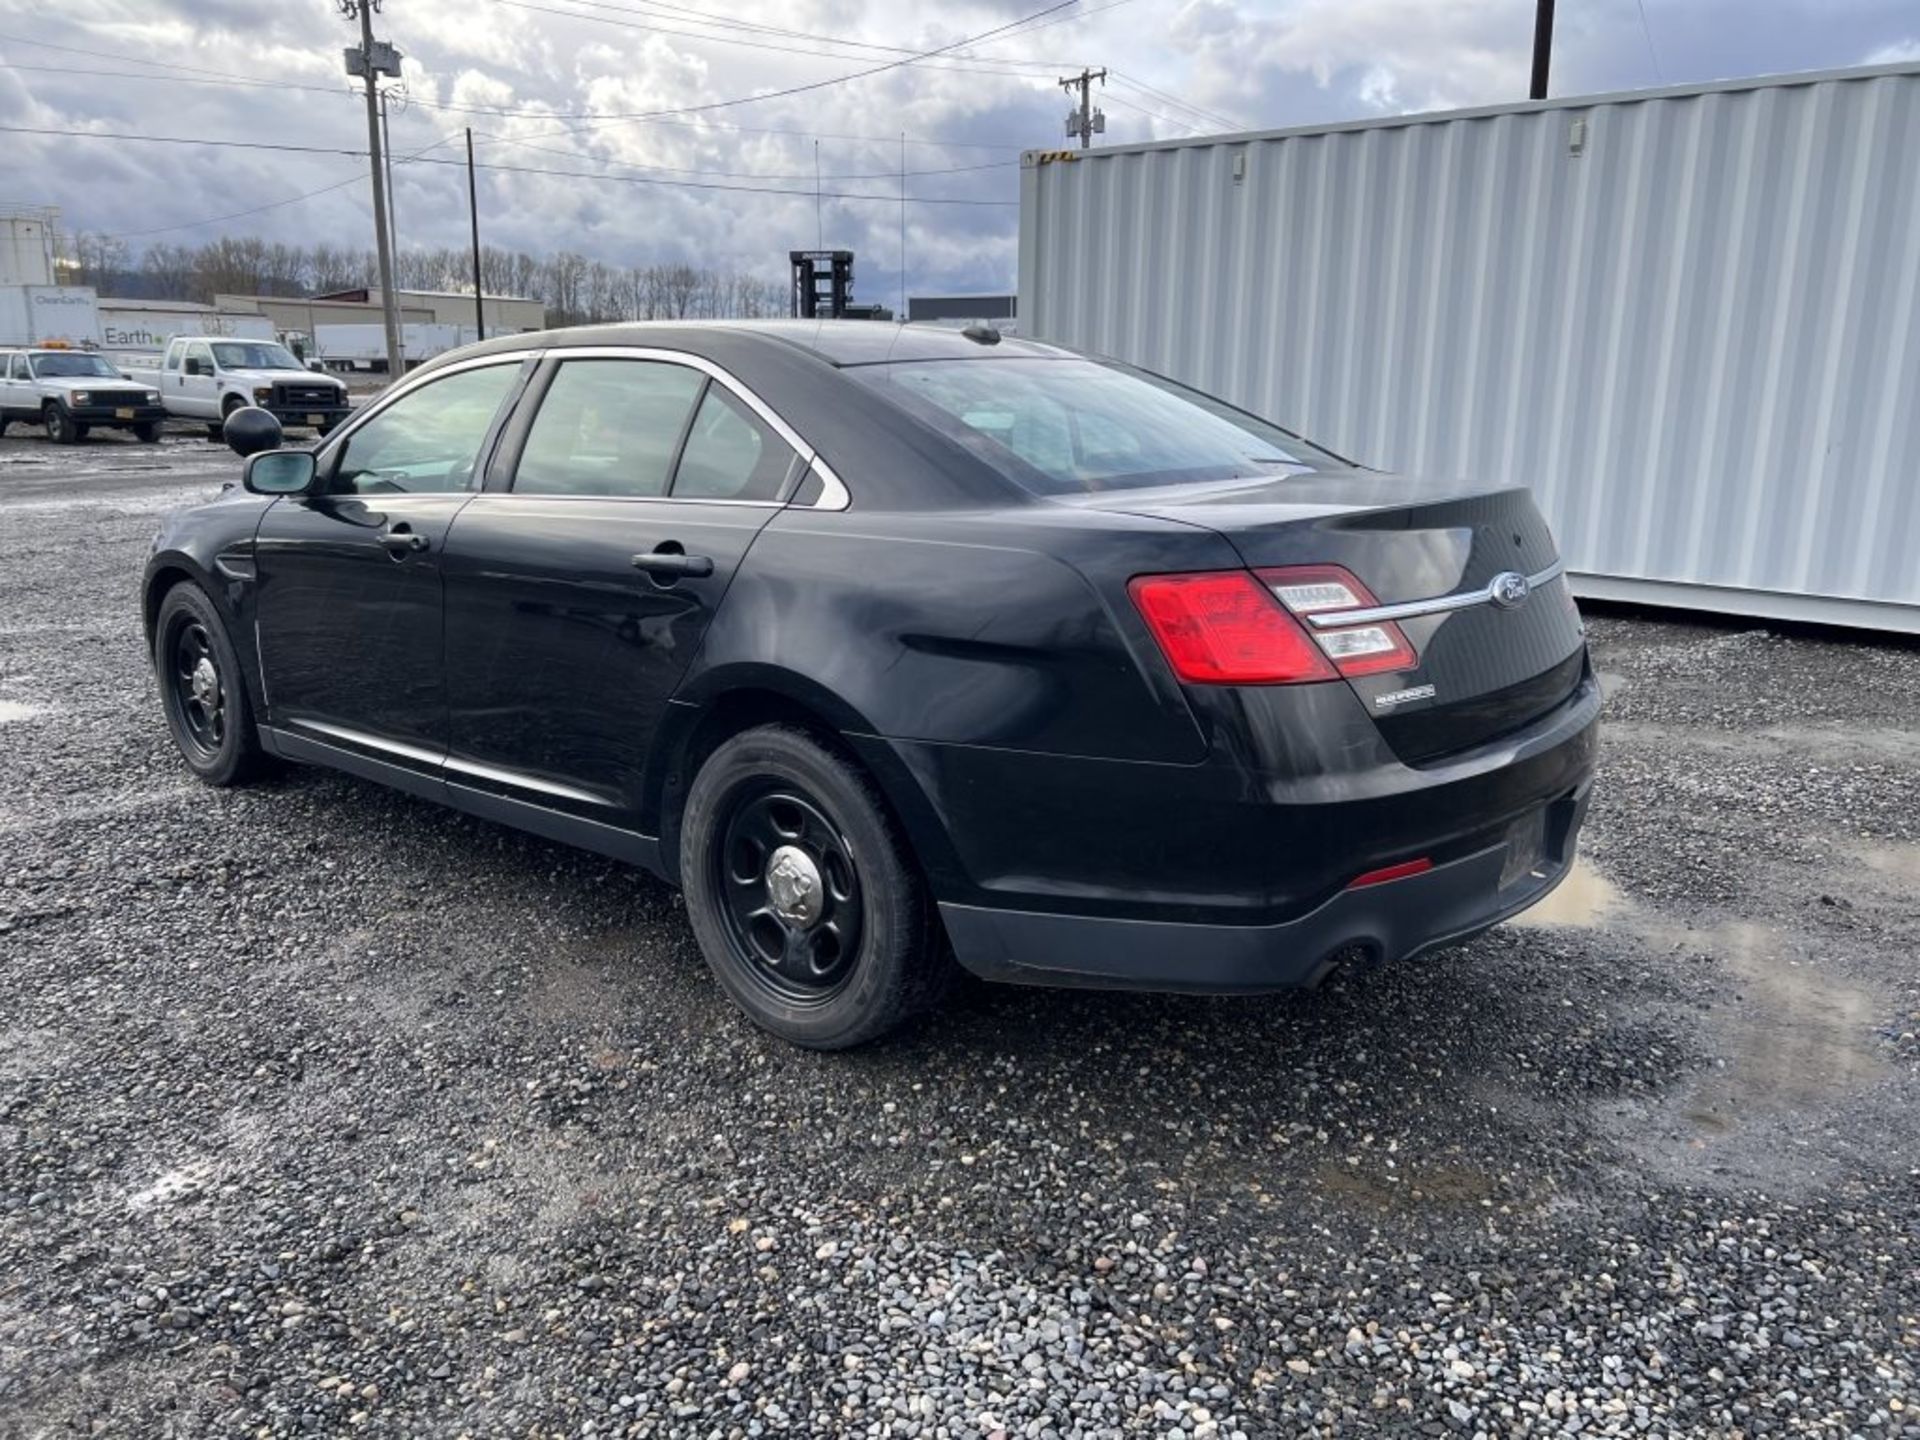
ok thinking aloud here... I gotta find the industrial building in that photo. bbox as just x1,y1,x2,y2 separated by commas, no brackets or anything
1019,62,1920,633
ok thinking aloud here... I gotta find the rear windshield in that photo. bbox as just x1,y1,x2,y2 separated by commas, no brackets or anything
849,357,1348,495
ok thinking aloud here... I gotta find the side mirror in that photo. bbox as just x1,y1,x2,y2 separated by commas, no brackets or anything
225,405,284,458
184,357,206,377
243,449,318,496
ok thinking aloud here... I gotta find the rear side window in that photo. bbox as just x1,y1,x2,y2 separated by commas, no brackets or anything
850,358,1348,496
672,386,799,502
514,359,704,498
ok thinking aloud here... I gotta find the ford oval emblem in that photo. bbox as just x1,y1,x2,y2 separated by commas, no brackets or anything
1490,571,1531,609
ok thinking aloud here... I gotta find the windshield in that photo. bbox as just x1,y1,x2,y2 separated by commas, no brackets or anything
31,353,120,379
849,357,1350,496
212,342,302,371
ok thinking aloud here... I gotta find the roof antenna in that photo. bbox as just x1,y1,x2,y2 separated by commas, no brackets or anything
961,321,1001,345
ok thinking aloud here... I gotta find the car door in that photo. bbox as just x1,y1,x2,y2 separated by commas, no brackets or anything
180,341,219,417
252,357,529,793
438,350,806,841
0,353,23,417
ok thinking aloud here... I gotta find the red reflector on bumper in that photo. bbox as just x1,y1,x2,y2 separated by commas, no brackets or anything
1347,858,1434,889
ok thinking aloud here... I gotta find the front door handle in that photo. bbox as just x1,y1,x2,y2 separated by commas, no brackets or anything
380,528,430,555
631,549,714,580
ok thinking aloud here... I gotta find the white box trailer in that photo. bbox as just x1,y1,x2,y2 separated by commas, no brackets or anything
0,284,103,348
98,303,273,354
1018,62,1920,633
314,321,468,371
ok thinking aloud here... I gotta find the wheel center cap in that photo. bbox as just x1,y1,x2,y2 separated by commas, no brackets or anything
191,657,219,707
766,845,823,927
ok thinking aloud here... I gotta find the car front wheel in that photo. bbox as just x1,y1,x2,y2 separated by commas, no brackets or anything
134,421,163,443
44,404,79,444
680,724,952,1049
154,584,267,786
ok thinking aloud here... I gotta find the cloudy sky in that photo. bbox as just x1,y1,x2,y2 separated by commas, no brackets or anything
3,0,1916,306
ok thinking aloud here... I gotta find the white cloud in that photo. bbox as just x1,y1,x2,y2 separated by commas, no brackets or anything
1864,38,1920,63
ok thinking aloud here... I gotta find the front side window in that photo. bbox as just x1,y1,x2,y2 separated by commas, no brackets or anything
850,358,1349,496
672,386,798,502
186,343,214,374
513,359,705,498
331,363,520,495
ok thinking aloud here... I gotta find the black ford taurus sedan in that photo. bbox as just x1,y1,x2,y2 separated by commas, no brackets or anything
144,321,1599,1048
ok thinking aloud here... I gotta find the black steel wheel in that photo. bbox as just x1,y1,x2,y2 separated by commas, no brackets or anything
154,584,267,786
715,785,866,1005
681,724,952,1049
44,403,78,445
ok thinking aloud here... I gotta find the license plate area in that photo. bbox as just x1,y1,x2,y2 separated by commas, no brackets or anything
115,407,135,419
1499,808,1548,890
307,413,324,425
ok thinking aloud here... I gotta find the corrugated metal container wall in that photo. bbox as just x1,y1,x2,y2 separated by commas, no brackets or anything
1018,65,1920,632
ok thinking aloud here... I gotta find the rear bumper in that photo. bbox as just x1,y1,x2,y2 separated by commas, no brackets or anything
940,782,1591,992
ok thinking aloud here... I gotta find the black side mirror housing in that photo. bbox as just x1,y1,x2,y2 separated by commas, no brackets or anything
242,449,319,496
224,406,284,458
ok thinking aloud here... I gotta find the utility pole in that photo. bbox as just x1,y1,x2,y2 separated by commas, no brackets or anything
465,128,485,341
1059,67,1107,150
1529,0,1555,100
342,0,404,378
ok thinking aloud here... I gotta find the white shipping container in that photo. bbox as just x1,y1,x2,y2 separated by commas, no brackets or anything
1018,62,1920,633
0,285,103,347
98,305,273,353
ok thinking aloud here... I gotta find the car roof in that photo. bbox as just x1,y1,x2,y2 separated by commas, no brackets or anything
440,319,1073,371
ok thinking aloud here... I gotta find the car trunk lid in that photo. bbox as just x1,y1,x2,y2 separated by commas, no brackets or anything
1091,471,1588,763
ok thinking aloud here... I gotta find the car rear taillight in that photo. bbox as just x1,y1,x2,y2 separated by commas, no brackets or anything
1128,571,1337,685
1259,564,1417,678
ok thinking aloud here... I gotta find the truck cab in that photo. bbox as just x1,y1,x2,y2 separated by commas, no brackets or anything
142,337,350,439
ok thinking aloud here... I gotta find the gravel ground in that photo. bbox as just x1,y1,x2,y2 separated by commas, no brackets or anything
1,428,1916,1439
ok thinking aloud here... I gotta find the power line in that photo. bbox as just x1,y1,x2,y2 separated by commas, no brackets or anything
1101,91,1207,134
1108,69,1239,132
484,0,1067,76
0,34,1034,150
417,151,1018,206
1634,0,1665,85
0,123,1018,207
499,0,1083,140
469,128,1017,182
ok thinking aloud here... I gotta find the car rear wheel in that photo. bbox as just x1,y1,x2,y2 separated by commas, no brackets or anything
44,404,79,445
154,584,267,787
680,724,952,1049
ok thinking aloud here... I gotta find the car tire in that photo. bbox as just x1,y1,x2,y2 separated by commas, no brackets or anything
154,583,268,787
44,403,79,445
0,416,9,437
134,421,163,443
680,724,953,1049
205,422,224,442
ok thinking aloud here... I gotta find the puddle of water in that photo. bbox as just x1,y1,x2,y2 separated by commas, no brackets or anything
1506,857,1889,1133
0,700,45,724
1857,841,1920,886
1507,858,1629,929
1683,920,1886,1125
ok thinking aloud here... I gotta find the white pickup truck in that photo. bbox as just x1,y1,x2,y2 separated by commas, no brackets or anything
123,336,352,439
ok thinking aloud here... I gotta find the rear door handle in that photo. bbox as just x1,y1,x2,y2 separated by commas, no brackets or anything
631,550,714,579
380,528,430,555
